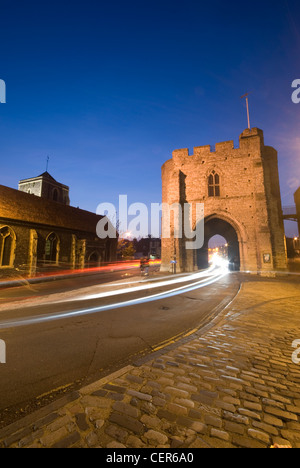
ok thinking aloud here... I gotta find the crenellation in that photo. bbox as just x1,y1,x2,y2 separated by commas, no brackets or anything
215,140,234,152
193,145,211,156
172,147,189,158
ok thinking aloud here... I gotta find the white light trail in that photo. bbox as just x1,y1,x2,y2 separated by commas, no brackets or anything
0,266,228,330
65,266,217,303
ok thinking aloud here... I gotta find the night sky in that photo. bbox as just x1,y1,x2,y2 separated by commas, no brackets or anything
0,0,299,237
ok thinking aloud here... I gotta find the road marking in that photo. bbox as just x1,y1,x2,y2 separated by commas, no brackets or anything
183,327,198,337
36,383,73,400
152,327,199,352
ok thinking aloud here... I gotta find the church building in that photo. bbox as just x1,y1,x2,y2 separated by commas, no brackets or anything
0,172,117,278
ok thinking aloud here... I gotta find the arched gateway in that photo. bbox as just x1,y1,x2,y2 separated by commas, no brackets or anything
161,128,287,274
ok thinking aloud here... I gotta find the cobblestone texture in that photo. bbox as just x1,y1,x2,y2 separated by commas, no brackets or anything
0,279,300,448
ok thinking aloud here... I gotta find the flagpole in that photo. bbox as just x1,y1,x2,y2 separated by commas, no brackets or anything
241,93,251,129
245,96,250,129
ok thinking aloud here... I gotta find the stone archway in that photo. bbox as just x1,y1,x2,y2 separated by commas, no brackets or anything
88,251,101,268
197,215,241,271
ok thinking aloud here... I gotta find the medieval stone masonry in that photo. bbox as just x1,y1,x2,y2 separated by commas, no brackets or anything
161,128,287,274
0,183,117,279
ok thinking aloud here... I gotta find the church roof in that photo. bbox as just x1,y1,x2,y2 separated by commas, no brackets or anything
0,184,104,234
19,171,69,190
19,171,56,182
36,171,57,181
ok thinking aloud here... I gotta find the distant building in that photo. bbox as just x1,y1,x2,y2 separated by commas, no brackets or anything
0,183,117,278
149,238,161,259
133,237,161,259
18,171,70,205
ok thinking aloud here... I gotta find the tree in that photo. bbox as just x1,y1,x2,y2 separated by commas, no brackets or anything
117,238,136,259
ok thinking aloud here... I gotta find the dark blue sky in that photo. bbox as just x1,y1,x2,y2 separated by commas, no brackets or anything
0,0,299,236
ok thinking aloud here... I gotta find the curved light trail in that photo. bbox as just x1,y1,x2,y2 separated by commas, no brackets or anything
0,263,229,330
64,265,217,303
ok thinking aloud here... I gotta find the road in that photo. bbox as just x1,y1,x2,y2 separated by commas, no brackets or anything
0,265,240,428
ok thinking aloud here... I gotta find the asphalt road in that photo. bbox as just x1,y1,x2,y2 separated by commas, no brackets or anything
0,264,143,301
0,268,240,428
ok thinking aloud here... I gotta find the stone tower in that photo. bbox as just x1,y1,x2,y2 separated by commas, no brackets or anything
161,128,287,274
18,171,70,205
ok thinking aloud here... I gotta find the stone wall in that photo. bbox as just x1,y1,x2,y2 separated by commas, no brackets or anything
161,128,287,274
0,185,117,278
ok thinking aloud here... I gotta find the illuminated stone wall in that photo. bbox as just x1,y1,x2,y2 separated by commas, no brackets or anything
161,128,287,274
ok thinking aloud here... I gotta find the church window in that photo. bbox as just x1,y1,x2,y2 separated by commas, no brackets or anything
45,232,59,263
0,227,15,267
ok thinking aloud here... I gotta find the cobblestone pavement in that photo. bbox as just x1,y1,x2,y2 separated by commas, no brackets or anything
1,278,300,448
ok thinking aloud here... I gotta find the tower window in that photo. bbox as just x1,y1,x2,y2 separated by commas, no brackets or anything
52,188,58,202
208,171,220,197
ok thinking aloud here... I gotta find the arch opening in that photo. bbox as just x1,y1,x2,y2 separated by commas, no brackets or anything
88,251,101,268
0,226,15,267
45,232,60,263
208,235,228,266
196,217,240,271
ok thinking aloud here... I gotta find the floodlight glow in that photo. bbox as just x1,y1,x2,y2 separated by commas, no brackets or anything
210,253,229,271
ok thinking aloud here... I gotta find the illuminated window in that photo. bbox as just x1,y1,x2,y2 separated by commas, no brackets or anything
208,171,220,197
0,227,15,267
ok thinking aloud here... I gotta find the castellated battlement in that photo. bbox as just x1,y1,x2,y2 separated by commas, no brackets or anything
172,128,265,163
